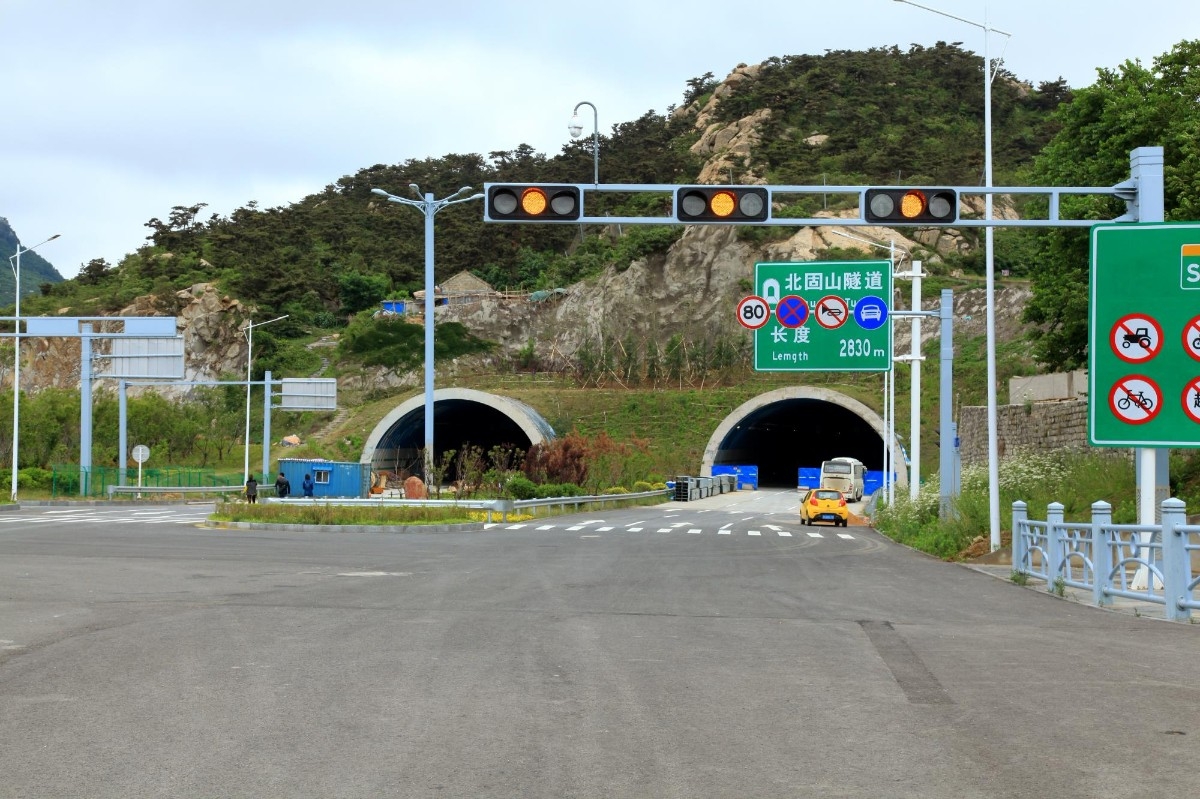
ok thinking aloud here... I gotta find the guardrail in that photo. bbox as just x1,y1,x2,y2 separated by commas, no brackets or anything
106,485,244,499
268,489,671,523
1013,497,1200,622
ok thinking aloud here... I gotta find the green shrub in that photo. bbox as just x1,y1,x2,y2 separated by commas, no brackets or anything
602,486,629,495
536,483,585,498
632,480,655,492
507,474,538,500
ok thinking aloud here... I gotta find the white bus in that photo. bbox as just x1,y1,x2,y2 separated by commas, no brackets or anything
820,457,865,502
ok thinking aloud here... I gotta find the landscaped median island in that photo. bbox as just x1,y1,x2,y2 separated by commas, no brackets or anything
210,490,672,528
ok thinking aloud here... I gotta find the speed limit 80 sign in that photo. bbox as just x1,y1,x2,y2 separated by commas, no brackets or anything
737,295,770,330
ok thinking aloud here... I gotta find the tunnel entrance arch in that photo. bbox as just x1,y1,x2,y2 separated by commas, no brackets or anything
361,388,555,480
702,386,906,490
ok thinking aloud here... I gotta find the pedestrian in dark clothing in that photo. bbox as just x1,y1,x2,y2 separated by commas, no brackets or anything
275,472,291,498
301,473,315,497
245,475,258,504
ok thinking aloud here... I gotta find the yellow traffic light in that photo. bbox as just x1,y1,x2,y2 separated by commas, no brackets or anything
676,186,769,223
864,188,957,225
486,185,581,221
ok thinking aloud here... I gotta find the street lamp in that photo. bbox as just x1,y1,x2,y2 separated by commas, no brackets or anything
894,0,1011,550
8,233,61,502
241,314,288,484
568,101,599,187
371,185,483,484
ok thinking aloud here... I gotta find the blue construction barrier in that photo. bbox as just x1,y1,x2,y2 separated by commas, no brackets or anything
712,464,758,490
797,467,821,490
864,471,897,496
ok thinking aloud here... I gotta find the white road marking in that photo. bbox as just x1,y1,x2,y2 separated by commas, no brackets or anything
656,528,671,533
718,529,731,535
670,522,688,528
837,533,854,539
483,523,498,529
748,530,761,536
567,525,585,531
536,525,556,530
765,524,783,531
597,526,614,531
777,531,792,537
807,532,823,538
687,528,702,534
627,527,643,532
506,524,527,529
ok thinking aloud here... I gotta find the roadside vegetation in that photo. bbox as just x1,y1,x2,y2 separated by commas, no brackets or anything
873,450,1137,559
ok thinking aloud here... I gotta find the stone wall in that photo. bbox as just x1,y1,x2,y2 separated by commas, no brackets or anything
958,400,1123,465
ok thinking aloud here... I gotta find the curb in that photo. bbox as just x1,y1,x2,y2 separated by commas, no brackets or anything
206,520,490,534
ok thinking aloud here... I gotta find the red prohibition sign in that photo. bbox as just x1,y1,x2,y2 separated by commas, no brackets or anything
775,295,809,329
1108,375,1162,425
1110,313,1163,363
1182,377,1200,424
1183,315,1200,362
815,295,849,330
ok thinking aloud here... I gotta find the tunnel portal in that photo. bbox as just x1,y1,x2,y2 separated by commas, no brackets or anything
361,388,554,482
703,387,904,489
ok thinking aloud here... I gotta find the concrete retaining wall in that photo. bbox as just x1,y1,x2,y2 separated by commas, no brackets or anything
958,400,1130,465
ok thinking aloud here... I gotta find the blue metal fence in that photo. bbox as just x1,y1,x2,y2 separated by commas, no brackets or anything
1012,498,1199,622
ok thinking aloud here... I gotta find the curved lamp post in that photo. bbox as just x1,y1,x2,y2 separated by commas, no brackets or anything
9,233,61,501
894,0,1011,550
370,185,483,482
241,314,288,484
568,101,599,187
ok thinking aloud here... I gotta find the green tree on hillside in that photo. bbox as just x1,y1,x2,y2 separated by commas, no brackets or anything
1023,40,1200,370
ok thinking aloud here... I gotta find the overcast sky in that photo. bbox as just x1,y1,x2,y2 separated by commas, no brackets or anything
2,0,1196,278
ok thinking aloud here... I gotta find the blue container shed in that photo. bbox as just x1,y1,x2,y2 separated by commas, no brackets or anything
276,458,371,498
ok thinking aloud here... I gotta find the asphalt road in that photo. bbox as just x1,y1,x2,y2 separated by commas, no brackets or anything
0,494,1196,798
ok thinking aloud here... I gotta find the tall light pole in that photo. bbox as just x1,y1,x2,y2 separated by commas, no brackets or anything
568,101,599,187
8,233,60,502
241,314,288,484
832,230,914,501
894,0,1011,550
371,185,483,483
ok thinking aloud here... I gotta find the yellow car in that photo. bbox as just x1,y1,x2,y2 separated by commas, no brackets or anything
800,488,850,527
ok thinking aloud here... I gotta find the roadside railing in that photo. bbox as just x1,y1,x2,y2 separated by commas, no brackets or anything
1012,498,1200,622
106,485,245,499
267,489,672,523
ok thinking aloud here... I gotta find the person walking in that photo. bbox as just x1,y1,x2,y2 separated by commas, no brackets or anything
301,473,315,498
275,472,291,498
245,474,258,504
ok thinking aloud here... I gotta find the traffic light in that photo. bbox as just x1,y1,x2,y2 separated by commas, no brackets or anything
486,184,581,222
676,186,769,223
863,188,958,225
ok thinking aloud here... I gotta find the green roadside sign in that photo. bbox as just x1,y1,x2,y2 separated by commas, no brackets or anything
1089,223,1200,446
754,260,892,372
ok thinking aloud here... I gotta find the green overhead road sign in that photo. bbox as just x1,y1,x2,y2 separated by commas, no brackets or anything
753,260,892,372
1089,223,1200,446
